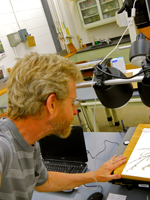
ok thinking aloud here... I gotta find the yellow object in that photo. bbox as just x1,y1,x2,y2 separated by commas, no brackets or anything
67,43,77,53
0,88,7,96
61,22,65,29
7,68,11,74
66,28,70,35
140,26,150,39
66,28,72,43
26,36,36,47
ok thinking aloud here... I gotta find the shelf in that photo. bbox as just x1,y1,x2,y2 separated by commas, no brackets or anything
81,5,97,11
83,13,99,18
101,0,114,4
102,7,119,13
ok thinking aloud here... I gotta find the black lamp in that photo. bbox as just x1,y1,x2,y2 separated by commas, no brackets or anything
129,32,150,107
93,63,133,109
129,33,150,67
138,54,150,107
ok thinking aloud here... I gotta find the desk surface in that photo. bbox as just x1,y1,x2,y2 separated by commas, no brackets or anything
32,131,125,200
32,129,150,200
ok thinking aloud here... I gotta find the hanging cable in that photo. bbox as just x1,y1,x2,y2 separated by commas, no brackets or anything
9,0,21,30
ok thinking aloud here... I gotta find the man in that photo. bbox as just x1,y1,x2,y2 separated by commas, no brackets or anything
0,52,126,199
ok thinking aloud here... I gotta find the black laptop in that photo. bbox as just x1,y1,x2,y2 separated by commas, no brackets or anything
39,126,88,174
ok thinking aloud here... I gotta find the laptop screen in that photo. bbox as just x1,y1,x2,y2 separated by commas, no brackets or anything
39,126,88,162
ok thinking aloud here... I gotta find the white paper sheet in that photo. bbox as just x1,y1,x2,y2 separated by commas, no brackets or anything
107,193,127,200
122,128,150,179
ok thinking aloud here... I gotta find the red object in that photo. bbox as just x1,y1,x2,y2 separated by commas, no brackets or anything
73,109,78,115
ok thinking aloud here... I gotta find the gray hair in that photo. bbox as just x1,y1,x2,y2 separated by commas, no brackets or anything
7,52,83,119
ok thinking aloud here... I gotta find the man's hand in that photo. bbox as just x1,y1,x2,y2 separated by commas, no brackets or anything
95,155,126,182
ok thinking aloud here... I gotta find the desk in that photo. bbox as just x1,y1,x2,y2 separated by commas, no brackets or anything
32,131,125,200
32,129,150,200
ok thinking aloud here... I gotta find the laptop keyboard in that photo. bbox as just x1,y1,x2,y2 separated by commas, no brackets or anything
44,162,86,173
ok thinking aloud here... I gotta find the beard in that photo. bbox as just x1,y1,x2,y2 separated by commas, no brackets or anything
53,120,72,138
46,111,74,139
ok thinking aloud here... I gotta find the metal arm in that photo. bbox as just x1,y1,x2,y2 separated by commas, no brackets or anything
76,76,143,88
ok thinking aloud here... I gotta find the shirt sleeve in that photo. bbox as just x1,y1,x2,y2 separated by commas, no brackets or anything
34,142,48,186
0,134,13,181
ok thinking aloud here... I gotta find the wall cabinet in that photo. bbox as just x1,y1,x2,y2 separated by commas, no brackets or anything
76,0,123,29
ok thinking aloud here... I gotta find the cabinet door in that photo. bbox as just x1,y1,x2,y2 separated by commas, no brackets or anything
100,0,120,20
76,0,101,29
76,0,122,29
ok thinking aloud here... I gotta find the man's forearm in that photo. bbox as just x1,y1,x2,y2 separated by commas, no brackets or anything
35,155,126,192
35,171,95,192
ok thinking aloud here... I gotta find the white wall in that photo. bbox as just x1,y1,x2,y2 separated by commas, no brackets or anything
58,0,80,48
67,0,129,46
0,0,56,77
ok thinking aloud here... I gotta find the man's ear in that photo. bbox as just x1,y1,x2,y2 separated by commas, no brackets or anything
46,93,58,115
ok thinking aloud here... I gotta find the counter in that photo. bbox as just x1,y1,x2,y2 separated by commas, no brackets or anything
76,34,131,53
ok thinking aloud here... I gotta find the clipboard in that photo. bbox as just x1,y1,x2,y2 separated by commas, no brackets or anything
114,124,150,182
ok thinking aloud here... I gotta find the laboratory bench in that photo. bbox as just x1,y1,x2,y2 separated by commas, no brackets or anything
68,35,131,64
32,128,150,200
